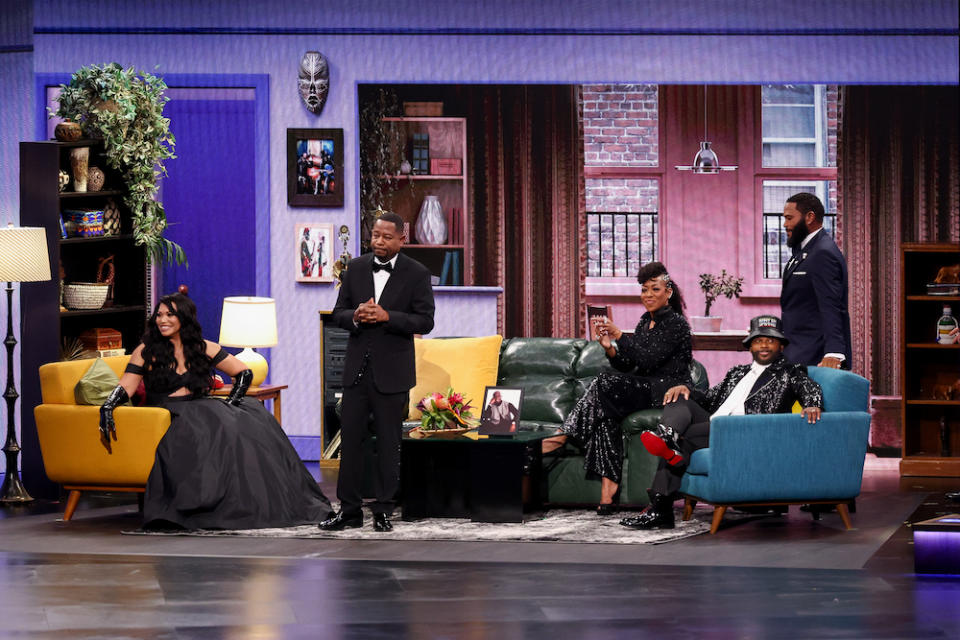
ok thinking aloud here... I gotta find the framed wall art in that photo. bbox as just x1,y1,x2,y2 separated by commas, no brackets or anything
295,222,335,282
287,128,344,207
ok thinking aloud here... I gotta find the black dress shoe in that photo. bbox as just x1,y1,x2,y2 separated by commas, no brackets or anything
640,423,685,466
318,510,363,531
373,513,393,532
620,493,675,530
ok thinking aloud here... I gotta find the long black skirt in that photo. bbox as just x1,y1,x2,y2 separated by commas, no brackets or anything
143,396,333,530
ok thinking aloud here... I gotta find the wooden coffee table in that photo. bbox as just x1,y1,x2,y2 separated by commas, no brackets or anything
400,426,558,523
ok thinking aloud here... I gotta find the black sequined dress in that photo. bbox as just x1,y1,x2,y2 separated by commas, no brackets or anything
129,353,333,530
560,306,693,483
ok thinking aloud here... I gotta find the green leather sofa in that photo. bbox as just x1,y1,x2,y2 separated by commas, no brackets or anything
497,337,709,507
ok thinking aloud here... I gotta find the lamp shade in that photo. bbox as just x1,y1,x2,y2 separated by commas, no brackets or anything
0,224,51,282
218,296,278,348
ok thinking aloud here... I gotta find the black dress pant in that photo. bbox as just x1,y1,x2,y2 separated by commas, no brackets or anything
337,372,407,516
649,398,712,498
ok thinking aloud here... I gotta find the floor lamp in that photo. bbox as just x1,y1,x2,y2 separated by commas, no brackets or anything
0,223,52,503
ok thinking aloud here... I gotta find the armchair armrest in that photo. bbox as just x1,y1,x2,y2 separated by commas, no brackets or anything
688,412,870,503
34,405,171,486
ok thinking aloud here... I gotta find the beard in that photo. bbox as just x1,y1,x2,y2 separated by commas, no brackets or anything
786,218,810,249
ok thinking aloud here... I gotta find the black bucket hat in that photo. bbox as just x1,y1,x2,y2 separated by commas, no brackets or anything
743,314,789,347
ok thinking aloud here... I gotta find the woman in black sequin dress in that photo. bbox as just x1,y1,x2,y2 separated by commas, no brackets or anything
542,262,693,514
99,293,333,530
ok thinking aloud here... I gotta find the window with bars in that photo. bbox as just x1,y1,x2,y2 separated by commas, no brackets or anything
587,211,658,277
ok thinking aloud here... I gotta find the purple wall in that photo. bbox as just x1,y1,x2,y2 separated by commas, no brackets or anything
5,0,958,442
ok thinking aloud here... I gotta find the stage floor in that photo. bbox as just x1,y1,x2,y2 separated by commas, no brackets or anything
0,456,956,639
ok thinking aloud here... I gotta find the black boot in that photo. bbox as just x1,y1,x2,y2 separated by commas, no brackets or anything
620,493,675,530
640,423,685,467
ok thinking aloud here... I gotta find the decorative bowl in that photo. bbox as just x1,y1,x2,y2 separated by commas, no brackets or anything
407,426,472,440
63,283,110,310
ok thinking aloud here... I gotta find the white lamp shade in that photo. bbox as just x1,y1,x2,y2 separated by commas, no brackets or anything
0,225,51,282
218,296,278,348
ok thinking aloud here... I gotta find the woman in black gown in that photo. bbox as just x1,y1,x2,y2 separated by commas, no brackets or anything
99,293,333,530
542,262,693,514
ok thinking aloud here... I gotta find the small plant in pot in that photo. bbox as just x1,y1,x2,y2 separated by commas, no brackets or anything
691,270,744,332
51,63,185,265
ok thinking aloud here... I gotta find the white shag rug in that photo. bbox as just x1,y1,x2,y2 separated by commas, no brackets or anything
123,507,725,545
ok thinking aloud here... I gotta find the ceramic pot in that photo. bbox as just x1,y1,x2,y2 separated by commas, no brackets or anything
54,120,82,142
690,316,723,333
400,159,412,175
414,195,447,245
69,147,89,192
87,166,105,192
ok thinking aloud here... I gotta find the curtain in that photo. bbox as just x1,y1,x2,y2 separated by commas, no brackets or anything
838,86,960,395
464,86,584,338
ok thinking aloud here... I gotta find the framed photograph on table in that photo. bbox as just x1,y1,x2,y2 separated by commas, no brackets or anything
295,222,335,283
287,128,344,207
478,386,524,436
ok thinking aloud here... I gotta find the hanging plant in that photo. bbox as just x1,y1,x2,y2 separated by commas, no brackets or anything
358,88,408,252
51,63,185,265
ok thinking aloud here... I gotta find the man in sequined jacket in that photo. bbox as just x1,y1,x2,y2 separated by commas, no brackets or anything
621,314,823,530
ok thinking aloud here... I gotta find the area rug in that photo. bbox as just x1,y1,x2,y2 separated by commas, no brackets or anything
122,507,727,545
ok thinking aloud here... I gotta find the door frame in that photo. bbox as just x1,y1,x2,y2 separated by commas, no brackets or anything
35,73,271,298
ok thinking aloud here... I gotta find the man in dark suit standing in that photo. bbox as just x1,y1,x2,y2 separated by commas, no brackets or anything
779,192,852,370
320,212,435,532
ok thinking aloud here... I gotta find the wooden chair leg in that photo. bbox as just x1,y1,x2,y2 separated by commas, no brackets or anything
710,506,727,534
682,498,695,521
836,503,853,530
63,490,82,521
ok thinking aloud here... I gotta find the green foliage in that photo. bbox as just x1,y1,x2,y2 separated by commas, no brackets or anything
358,88,407,252
698,269,744,316
51,63,185,266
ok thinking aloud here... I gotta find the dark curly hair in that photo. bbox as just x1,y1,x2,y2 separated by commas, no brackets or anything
141,293,212,397
636,261,686,316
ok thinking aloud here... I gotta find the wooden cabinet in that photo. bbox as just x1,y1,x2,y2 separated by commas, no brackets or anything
380,117,470,285
19,140,149,495
900,242,960,477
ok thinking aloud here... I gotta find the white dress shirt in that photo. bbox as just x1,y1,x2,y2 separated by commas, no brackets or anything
373,254,397,304
711,361,771,417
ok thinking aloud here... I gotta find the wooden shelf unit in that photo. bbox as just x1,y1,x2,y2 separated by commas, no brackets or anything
19,140,150,496
380,116,470,285
900,242,960,477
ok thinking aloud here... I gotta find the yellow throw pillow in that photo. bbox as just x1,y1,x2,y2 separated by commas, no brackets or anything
74,358,130,406
408,335,503,420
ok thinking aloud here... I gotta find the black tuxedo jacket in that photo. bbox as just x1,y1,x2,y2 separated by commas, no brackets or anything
779,229,852,367
332,252,435,394
695,355,823,415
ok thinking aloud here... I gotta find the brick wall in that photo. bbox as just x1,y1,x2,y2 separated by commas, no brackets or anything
582,84,658,168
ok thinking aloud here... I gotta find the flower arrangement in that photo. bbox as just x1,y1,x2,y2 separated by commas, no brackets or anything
416,388,478,431
698,269,744,317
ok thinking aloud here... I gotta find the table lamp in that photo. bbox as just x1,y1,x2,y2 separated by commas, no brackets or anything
218,296,278,387
0,223,52,503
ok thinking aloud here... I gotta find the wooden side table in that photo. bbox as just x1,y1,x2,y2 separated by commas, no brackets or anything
211,384,288,425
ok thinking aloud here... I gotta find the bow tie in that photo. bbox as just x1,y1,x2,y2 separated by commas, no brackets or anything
372,260,393,273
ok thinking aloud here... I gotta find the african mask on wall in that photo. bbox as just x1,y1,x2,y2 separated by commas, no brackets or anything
298,51,329,114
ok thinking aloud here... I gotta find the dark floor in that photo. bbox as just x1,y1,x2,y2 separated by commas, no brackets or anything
0,457,958,639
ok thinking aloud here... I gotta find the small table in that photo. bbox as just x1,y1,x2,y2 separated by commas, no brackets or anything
691,330,748,351
400,427,557,523
211,384,287,425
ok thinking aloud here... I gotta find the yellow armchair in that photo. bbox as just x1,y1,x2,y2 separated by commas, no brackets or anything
34,356,171,521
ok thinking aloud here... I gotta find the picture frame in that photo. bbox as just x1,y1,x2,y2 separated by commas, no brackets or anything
295,222,335,283
287,128,344,207
478,386,525,436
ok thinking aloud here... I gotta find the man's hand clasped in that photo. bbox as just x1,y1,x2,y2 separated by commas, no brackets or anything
354,297,389,324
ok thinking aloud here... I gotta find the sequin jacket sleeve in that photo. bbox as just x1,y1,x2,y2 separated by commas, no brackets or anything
609,308,693,386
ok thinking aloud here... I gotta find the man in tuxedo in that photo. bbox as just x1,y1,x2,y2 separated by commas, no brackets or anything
779,192,852,369
320,212,435,532
621,315,823,530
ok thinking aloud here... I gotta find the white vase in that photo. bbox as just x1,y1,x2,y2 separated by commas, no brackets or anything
415,195,447,245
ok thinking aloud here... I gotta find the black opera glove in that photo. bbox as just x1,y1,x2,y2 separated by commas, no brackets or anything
225,369,253,406
99,385,129,443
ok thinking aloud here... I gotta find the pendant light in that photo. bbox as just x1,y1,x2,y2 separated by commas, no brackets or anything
675,85,737,173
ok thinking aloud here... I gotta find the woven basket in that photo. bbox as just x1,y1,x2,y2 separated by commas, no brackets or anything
63,283,110,310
